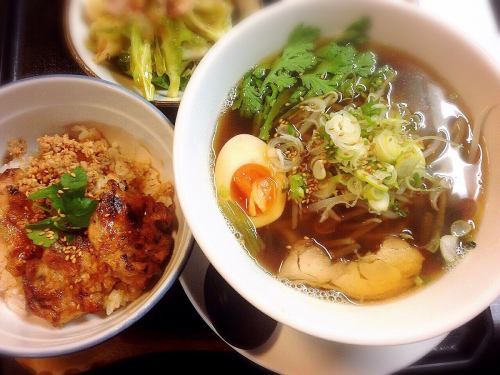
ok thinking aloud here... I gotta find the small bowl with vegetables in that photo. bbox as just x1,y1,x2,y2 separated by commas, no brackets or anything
174,0,500,346
65,0,262,105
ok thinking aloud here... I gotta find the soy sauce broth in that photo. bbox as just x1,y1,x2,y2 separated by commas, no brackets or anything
213,43,486,287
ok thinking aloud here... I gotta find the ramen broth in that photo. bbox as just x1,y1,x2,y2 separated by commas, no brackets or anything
213,44,485,297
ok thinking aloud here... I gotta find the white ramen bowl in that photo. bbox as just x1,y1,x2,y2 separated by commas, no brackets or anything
0,75,192,356
174,0,500,345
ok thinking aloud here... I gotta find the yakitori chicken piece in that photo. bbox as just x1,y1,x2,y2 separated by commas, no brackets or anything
1,174,174,326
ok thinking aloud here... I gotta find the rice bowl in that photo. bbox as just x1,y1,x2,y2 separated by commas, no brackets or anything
0,75,192,356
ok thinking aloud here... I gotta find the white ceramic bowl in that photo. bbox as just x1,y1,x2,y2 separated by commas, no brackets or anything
175,0,500,346
0,75,192,356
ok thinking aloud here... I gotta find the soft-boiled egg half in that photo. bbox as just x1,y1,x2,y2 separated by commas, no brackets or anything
215,134,287,228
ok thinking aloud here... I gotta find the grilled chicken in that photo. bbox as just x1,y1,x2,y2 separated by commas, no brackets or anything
1,172,174,326
0,170,43,276
87,180,174,297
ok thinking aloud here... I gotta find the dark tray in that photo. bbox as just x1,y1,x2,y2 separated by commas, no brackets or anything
1,1,499,374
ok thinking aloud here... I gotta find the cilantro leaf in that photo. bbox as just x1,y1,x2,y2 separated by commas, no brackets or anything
64,196,97,216
355,52,376,77
261,25,320,93
255,25,320,140
233,26,320,138
64,197,98,228
316,44,356,74
233,72,263,118
287,24,321,45
28,185,64,211
267,73,297,92
262,43,316,91
298,44,377,99
27,229,59,248
301,73,337,97
61,166,87,194
232,19,380,140
25,167,98,248
252,64,268,79
336,17,371,47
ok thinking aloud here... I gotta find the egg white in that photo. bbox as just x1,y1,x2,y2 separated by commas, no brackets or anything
215,134,287,228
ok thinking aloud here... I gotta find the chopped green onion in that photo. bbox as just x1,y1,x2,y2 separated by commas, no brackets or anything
355,170,388,192
373,130,402,163
289,174,307,202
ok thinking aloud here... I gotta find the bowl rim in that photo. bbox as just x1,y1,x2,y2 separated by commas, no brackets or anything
0,75,194,357
174,0,500,346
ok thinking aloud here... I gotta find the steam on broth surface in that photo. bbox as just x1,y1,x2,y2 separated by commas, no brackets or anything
212,21,485,303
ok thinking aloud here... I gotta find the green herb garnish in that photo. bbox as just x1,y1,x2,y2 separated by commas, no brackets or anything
232,18,394,141
391,200,408,218
27,229,59,248
25,167,98,248
289,174,307,202
336,17,371,47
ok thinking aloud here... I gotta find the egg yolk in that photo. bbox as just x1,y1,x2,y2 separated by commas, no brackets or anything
231,163,277,217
